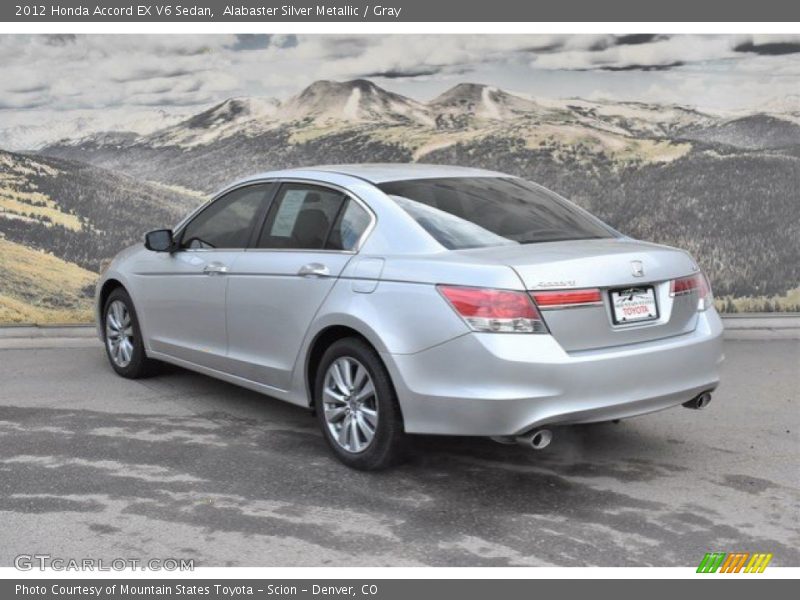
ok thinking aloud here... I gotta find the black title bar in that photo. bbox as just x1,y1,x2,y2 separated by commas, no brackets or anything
3,579,797,600
4,0,800,22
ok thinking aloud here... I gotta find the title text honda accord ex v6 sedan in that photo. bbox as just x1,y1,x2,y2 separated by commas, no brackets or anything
97,164,723,470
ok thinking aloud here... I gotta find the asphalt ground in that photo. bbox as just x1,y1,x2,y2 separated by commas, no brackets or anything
0,338,798,567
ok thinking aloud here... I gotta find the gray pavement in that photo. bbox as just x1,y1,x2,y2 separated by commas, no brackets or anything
0,338,798,567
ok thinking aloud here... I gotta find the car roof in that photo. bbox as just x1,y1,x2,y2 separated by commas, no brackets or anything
239,163,510,185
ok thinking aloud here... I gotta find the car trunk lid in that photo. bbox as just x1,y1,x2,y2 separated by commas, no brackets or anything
455,238,702,351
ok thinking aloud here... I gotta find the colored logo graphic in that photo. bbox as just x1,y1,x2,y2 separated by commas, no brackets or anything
697,552,773,573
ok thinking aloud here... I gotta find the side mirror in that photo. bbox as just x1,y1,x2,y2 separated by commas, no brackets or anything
144,229,174,252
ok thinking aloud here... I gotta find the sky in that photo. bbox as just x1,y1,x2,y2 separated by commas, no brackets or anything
0,33,799,146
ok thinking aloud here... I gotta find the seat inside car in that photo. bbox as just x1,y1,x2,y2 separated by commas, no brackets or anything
292,193,330,248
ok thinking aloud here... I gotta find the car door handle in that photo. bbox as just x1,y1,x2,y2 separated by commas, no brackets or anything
203,263,229,275
298,263,330,278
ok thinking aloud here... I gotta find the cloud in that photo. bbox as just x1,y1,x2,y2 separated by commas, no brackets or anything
0,96,50,109
615,34,666,46
595,61,684,72
734,40,800,55
43,34,76,46
531,36,741,71
319,36,373,59
231,34,272,51
111,68,196,83
360,67,442,79
0,33,797,121
6,83,49,94
230,34,298,52
529,34,798,71
582,34,667,52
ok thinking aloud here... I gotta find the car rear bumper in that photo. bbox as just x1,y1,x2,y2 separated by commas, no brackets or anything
383,309,724,436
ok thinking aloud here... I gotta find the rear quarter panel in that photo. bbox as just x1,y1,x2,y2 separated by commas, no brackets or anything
288,255,524,405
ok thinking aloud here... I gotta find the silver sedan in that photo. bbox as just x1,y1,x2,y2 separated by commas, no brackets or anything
96,164,723,469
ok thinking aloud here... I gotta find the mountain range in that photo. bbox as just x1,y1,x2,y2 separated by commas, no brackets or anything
1,79,799,322
0,106,193,153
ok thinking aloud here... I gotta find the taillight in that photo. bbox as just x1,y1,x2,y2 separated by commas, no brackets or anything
530,288,602,309
670,272,713,311
437,285,547,333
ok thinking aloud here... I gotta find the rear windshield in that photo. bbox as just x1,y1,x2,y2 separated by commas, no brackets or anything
378,177,614,250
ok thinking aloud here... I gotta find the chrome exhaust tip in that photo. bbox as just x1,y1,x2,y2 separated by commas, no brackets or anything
683,391,712,410
516,428,553,450
490,436,517,445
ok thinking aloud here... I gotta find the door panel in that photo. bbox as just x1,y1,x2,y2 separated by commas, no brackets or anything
137,250,239,369
224,183,372,390
135,182,275,367
225,251,353,388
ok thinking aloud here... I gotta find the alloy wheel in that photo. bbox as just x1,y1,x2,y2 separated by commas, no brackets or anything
322,356,379,453
105,299,134,368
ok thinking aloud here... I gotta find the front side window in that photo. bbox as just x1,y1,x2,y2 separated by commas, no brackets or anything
258,183,368,251
180,184,272,249
378,177,614,250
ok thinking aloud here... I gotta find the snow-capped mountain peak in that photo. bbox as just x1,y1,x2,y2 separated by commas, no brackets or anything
181,97,280,130
147,96,281,148
430,83,544,120
280,79,433,125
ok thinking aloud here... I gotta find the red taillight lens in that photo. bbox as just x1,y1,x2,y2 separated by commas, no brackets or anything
530,288,602,309
670,272,713,311
437,285,546,333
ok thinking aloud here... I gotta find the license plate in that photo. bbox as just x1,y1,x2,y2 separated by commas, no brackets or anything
610,286,658,324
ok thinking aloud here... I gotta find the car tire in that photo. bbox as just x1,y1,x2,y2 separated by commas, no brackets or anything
103,287,158,379
315,337,407,470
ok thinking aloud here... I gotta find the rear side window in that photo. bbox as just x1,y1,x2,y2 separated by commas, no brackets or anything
327,200,371,250
257,183,370,251
378,177,614,250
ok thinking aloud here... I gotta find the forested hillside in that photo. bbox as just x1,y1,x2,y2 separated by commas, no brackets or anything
0,151,201,322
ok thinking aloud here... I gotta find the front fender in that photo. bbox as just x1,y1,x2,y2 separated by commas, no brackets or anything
94,244,145,340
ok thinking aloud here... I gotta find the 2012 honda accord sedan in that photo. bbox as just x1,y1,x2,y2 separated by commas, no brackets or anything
96,164,723,469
